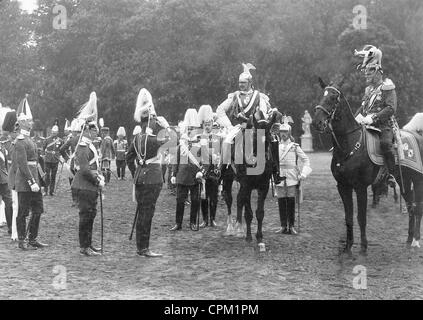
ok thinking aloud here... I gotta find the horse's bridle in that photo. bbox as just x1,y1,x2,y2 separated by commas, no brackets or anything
314,86,343,150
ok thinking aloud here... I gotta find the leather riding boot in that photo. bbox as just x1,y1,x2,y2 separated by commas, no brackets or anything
287,197,297,234
28,213,41,243
384,151,397,187
277,198,288,231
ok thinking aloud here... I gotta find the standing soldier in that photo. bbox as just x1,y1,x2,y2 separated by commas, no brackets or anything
0,111,14,236
126,88,171,257
60,118,82,206
114,126,128,180
128,125,142,179
274,119,312,235
42,120,63,196
198,105,221,228
32,119,46,193
354,45,398,186
14,95,48,250
71,92,105,256
169,108,203,231
99,126,115,184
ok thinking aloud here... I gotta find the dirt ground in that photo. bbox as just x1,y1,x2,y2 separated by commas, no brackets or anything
1,152,422,300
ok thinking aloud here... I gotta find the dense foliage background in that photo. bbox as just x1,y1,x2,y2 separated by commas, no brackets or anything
1,0,422,147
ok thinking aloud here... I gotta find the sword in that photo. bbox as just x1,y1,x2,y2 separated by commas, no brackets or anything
129,204,139,241
100,189,104,254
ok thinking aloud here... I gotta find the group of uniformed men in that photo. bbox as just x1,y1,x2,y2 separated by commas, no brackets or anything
0,44,398,257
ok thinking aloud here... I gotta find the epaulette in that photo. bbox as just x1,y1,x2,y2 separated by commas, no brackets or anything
79,141,88,147
381,78,395,90
259,92,270,102
17,134,25,140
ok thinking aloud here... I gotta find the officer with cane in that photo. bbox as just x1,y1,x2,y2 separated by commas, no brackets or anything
126,88,171,257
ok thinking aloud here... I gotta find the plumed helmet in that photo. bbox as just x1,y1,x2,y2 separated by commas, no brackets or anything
51,118,59,132
0,104,13,131
239,63,256,82
134,88,156,123
280,115,293,132
183,108,200,128
117,126,126,137
101,126,109,133
2,111,17,132
132,125,141,135
17,94,33,122
64,119,71,132
70,118,82,132
354,45,383,72
197,105,214,124
77,92,98,123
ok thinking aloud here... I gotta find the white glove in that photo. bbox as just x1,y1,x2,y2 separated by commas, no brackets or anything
30,183,40,192
196,171,203,180
156,116,170,129
98,179,105,188
362,114,374,125
171,176,176,185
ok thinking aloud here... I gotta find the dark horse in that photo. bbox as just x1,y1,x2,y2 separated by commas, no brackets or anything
312,78,380,255
313,78,423,254
224,109,281,244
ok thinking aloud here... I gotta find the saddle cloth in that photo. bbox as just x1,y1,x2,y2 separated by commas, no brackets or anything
366,128,423,175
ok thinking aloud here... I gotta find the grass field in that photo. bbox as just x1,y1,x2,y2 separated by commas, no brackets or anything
1,152,422,299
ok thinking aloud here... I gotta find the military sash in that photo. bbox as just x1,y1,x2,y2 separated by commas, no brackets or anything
236,90,259,115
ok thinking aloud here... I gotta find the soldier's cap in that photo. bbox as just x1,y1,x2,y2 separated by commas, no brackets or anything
101,126,109,132
2,111,17,132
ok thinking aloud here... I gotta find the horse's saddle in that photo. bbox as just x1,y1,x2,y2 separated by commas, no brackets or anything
366,128,423,174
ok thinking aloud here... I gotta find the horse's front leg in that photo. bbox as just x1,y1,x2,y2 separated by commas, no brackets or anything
356,186,368,255
255,184,269,243
337,183,354,254
244,188,254,242
411,181,423,248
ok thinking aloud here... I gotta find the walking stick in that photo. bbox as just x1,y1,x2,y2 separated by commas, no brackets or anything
100,189,104,254
297,183,301,233
129,204,139,241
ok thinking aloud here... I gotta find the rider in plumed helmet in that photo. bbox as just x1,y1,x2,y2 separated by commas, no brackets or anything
354,45,398,187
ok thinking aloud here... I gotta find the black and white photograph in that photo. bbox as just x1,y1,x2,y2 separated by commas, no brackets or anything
1,0,423,304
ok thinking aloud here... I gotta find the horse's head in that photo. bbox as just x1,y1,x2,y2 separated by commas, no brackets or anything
312,77,345,133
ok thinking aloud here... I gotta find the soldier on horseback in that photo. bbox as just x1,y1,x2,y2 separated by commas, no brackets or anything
354,45,398,187
216,63,273,148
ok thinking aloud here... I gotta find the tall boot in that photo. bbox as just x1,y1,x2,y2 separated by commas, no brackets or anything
276,198,288,234
28,214,48,247
384,151,396,187
200,199,208,228
287,197,297,234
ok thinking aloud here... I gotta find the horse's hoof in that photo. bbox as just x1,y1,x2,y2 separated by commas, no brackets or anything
245,235,253,243
359,248,367,256
411,239,421,248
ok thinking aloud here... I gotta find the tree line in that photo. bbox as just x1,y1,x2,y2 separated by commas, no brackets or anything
0,0,422,148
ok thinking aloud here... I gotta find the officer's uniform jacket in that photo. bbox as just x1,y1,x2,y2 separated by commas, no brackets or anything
33,135,45,158
216,90,271,128
92,137,102,153
126,132,168,185
59,134,78,162
14,130,41,192
200,130,222,182
100,135,115,161
114,138,128,161
358,78,397,129
4,138,16,190
71,136,101,192
172,133,203,186
43,135,63,163
0,141,9,185
276,141,311,187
